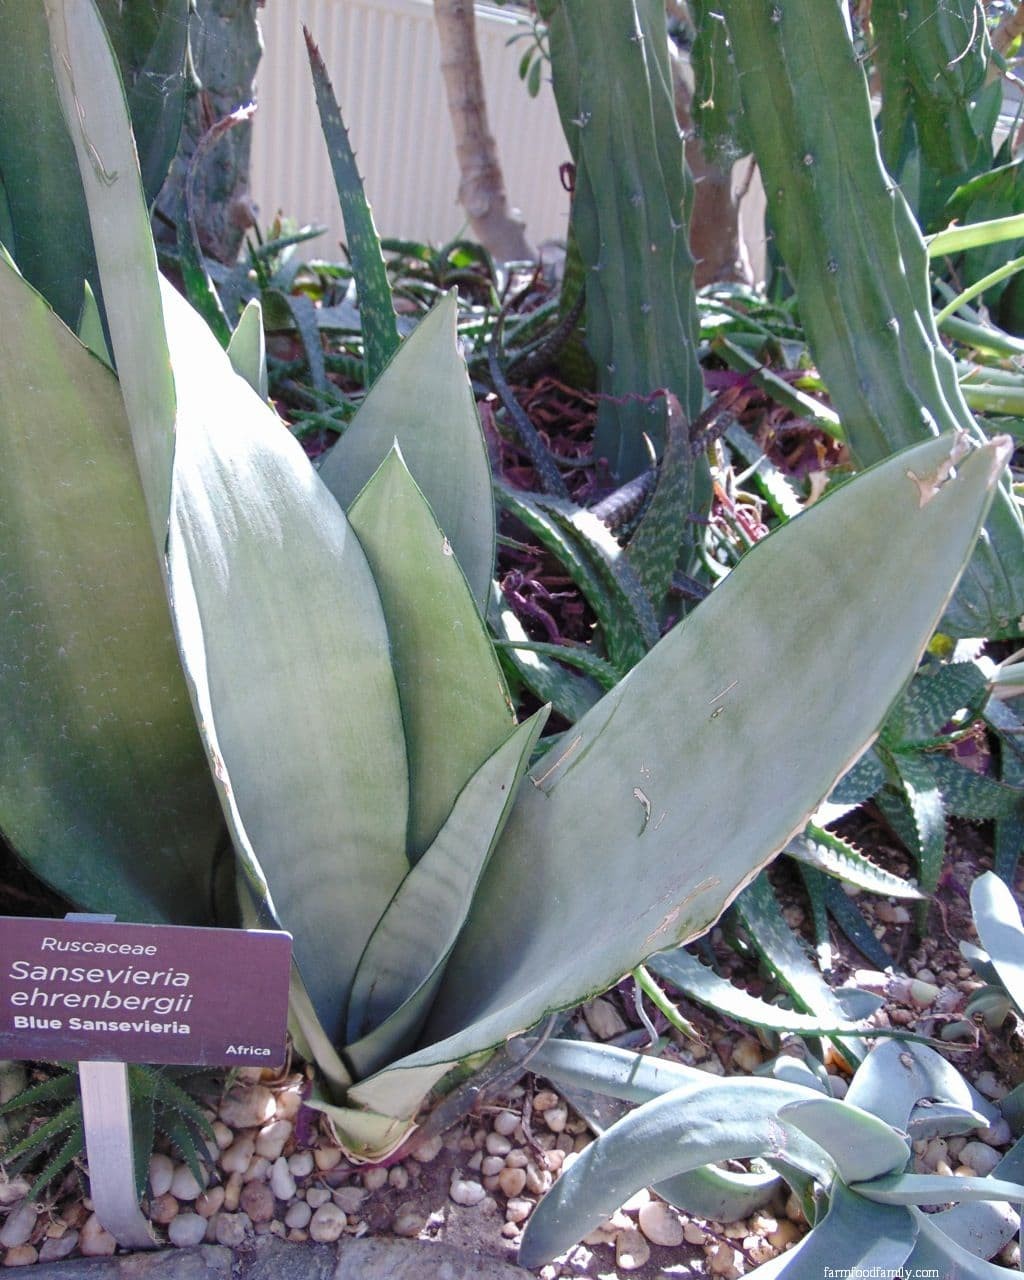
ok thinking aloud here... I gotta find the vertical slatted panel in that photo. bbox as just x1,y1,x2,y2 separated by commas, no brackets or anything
251,0,571,253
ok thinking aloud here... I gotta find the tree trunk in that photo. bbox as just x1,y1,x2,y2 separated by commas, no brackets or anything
433,0,534,261
154,0,262,265
668,37,754,287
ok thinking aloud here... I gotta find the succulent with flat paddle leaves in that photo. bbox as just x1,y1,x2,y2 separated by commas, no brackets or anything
0,0,1013,1164
519,1037,1024,1276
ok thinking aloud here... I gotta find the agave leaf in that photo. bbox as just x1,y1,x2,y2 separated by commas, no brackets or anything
924,755,1024,822
345,709,548,1074
347,447,515,861
516,1037,706,1103
76,280,112,368
970,870,1024,1016
846,1041,979,1136
891,752,947,894
778,1097,910,1182
46,0,176,548
882,661,990,748
785,824,923,898
518,1075,829,1268
226,298,268,400
355,432,1009,1113
853,1172,1024,1206
928,1199,1021,1261
0,259,222,921
648,948,866,1038
656,1165,781,1223
318,293,495,609
907,1206,1023,1279
623,391,692,602
823,879,895,969
827,746,887,806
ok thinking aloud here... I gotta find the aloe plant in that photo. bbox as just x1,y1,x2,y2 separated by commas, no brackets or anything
0,0,1013,1169
519,1037,1024,1275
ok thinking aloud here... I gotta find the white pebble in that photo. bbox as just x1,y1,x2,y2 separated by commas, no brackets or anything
684,1221,707,1245
79,1213,117,1257
284,1201,312,1230
214,1212,251,1247
219,1086,275,1129
0,1203,35,1249
412,1135,443,1163
485,1132,512,1157
1,1244,37,1267
37,1232,78,1262
220,1134,256,1175
450,1179,486,1206
827,1075,848,1100
170,1164,205,1201
148,1153,175,1198
638,1200,684,1246
362,1166,388,1191
255,1119,292,1161
393,1207,425,1237
616,1227,651,1271
333,1186,368,1214
275,1084,305,1122
313,1147,343,1172
308,1203,347,1243
212,1121,234,1151
270,1157,296,1201
288,1151,314,1179
242,1156,270,1183
389,1166,409,1190
505,1197,533,1224
544,1105,569,1134
493,1112,518,1137
583,996,627,1040
305,1188,331,1209
975,1072,1008,1101
977,1117,1012,1147
959,1142,1000,1177
168,1214,207,1248
196,1187,225,1219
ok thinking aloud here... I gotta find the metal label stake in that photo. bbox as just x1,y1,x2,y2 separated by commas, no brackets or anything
66,915,157,1250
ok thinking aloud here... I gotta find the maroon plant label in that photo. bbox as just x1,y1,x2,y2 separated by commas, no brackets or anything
0,918,292,1067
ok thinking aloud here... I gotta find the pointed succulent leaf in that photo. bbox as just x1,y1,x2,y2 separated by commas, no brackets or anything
827,747,886,806
318,293,494,608
906,1206,1024,1279
648,948,866,1037
852,1172,1024,1206
970,870,1024,1016
304,26,399,385
907,1103,990,1142
891,752,947,894
984,697,1024,882
923,1199,1021,1265
778,1096,910,1182
823,879,895,970
515,1037,706,1104
359,432,1009,1113
655,1165,781,1223
624,392,693,603
161,279,411,1047
518,1075,830,1268
46,0,176,549
846,1041,980,1137
345,710,548,1074
883,661,990,749
347,447,515,861
76,280,112,368
923,755,1024,822
0,259,222,920
786,824,923,898
226,298,268,400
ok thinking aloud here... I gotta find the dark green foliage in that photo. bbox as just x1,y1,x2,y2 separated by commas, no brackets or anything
688,0,748,166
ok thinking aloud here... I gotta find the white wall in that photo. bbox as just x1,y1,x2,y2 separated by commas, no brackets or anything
251,0,572,256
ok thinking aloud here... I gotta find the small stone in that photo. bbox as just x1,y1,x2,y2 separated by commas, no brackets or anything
975,1072,1008,1101
481,1156,505,1177
955,1164,977,1178
584,996,627,1040
222,1172,242,1212
255,1119,292,1161
313,1146,343,1172
827,1075,848,1100
450,1178,486,1207
220,1135,256,1175
1,1245,36,1267
467,1151,484,1172
747,1239,778,1266
219,1085,276,1130
285,1201,312,1230
922,1139,948,1172
288,1151,314,1179
494,1111,518,1137
170,1164,205,1201
242,1156,270,1184
768,1219,802,1250
37,1232,77,1262
214,1212,251,1247
532,1090,559,1113
498,1166,527,1198
935,1159,954,1178
309,1203,347,1243
525,1162,552,1195
909,980,939,1008
0,1182,29,1210
240,1180,275,1223
286,1230,308,1244
544,1105,569,1134
504,1148,529,1169
270,1157,296,1201
212,1121,234,1150
305,1188,331,1209
485,1132,512,1157
959,1142,1000,1176
708,1242,739,1277
1000,1240,1021,1268
615,1227,651,1271
731,1036,763,1072
684,1221,707,1245
79,1213,117,1256
148,1193,180,1224
333,1186,368,1214
389,1166,409,1190
0,1204,35,1249
360,1167,389,1192
168,1214,207,1248
505,1197,533,1224
149,1153,175,1197
195,1187,225,1219
784,1191,806,1224
412,1134,443,1163
393,1207,426,1237
638,1200,684,1246
723,1219,748,1240
977,1117,1012,1147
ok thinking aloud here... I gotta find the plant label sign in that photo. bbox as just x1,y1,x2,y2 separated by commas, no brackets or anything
0,917,292,1068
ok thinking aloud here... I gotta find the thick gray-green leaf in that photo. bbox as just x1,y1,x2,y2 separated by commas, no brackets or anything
0,259,222,922
906,1206,1023,1279
46,0,176,549
970,870,1024,1016
318,293,494,608
649,947,866,1037
518,1075,830,1268
846,1039,979,1134
655,1165,781,1223
226,298,267,400
356,432,1009,1117
779,1096,910,1182
162,278,411,1048
344,709,547,1074
347,448,514,861
852,1172,1024,1206
786,824,923,898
